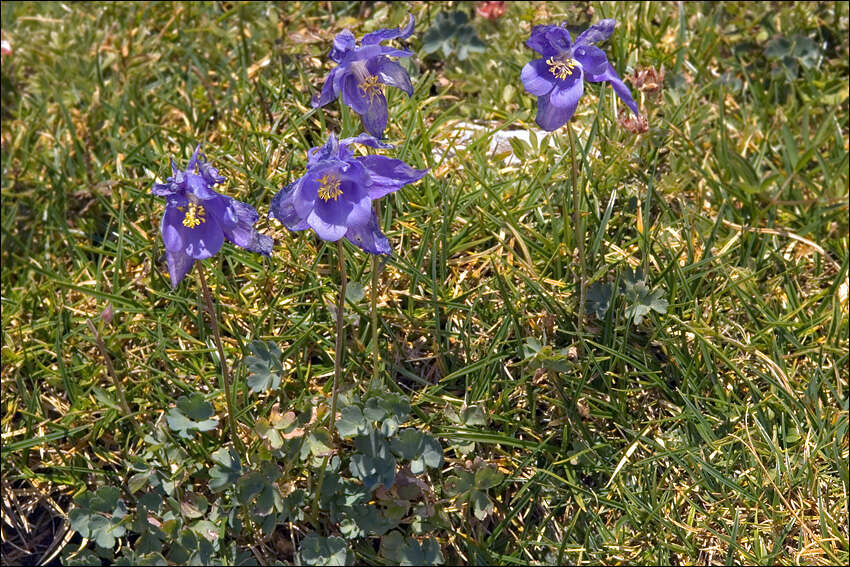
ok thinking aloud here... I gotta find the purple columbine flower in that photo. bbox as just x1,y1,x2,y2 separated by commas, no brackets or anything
152,144,273,288
520,19,639,131
312,15,416,138
269,133,427,255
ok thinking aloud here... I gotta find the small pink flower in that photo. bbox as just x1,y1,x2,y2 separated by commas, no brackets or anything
628,66,665,97
1,40,11,57
476,1,506,20
618,108,648,134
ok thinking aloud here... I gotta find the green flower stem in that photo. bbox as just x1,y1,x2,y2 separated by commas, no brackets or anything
198,265,244,456
370,204,381,390
567,124,585,352
86,318,138,434
310,240,348,526
330,239,347,435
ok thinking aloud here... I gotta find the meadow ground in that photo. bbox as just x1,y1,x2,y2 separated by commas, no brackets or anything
1,1,848,565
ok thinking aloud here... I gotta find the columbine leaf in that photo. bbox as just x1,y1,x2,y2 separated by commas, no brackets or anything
166,394,219,439
473,465,504,490
345,281,365,303
340,505,395,540
237,471,266,505
336,405,367,438
244,340,283,393
177,392,215,421
443,471,473,497
69,488,128,550
380,531,444,566
460,405,486,426
389,428,425,461
298,534,350,566
414,435,444,473
765,37,791,59
256,417,283,450
351,433,396,490
470,490,494,520
363,396,388,422
63,549,102,566
381,415,400,438
301,430,333,460
422,10,486,61
389,429,443,473
625,281,668,325
209,447,241,492
621,266,645,293
586,281,613,319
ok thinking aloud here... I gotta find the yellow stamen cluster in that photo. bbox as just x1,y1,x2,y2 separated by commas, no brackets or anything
546,57,578,80
317,174,343,202
359,74,384,102
180,203,206,228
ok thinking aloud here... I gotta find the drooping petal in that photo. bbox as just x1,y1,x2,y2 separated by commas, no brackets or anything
586,63,639,116
161,201,187,253
368,56,413,96
342,191,373,229
165,249,195,289
572,45,609,76
361,14,415,45
220,198,273,255
205,195,239,231
574,19,616,47
341,73,370,115
357,154,428,199
329,29,356,63
293,170,321,221
535,93,573,131
312,66,340,108
525,23,572,57
360,92,388,138
269,182,310,231
521,58,557,96
344,211,391,255
182,213,224,260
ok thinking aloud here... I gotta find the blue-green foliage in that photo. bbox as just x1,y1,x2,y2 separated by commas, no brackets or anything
443,460,504,521
584,267,668,326
523,336,575,373
68,486,128,549
764,33,822,81
295,390,446,563
421,10,486,61
298,534,351,566
380,531,444,566
64,389,445,565
166,393,219,438
243,340,283,393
